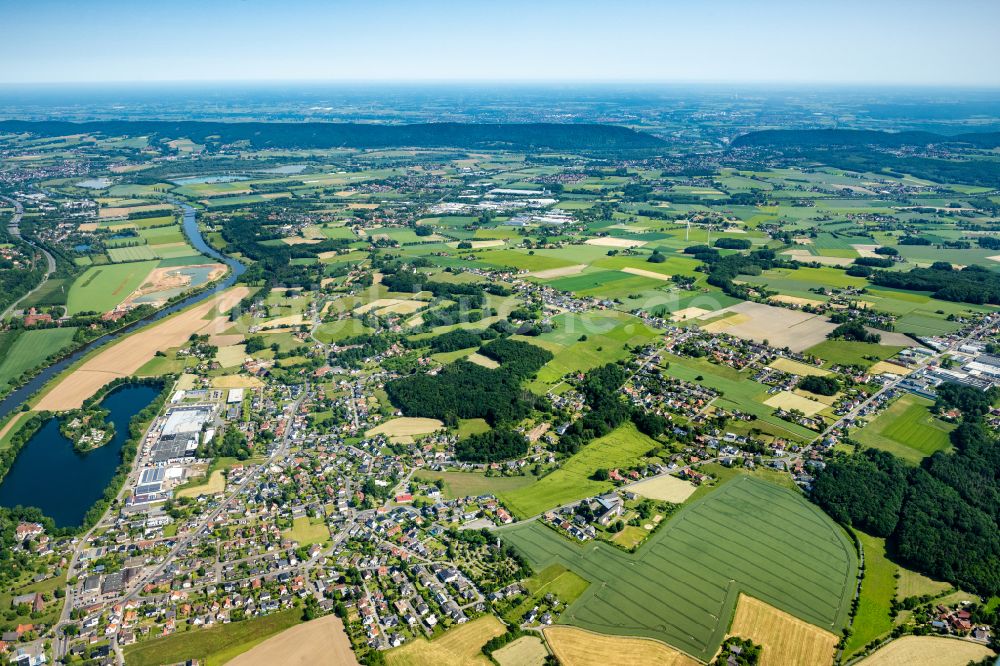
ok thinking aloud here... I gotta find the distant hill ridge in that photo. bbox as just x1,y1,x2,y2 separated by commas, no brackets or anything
0,120,665,151
732,128,1000,149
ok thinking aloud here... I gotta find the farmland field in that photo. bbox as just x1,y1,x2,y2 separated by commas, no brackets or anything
857,635,994,666
498,423,657,518
0,327,78,389
500,476,857,662
227,614,358,666
123,608,303,666
385,615,504,666
417,470,535,499
726,594,839,666
492,636,548,666
66,260,158,314
543,626,698,666
855,394,954,463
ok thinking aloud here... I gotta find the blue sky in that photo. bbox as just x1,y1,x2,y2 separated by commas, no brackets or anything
2,0,999,85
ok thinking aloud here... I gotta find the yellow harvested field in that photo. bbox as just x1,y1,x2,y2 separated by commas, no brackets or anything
176,373,198,390
347,202,379,209
215,344,248,368
699,301,836,353
176,469,226,498
769,357,830,377
851,244,882,258
281,236,323,245
493,635,548,666
768,294,825,308
208,333,244,347
781,249,854,266
671,306,712,321
628,474,698,503
355,298,422,315
529,264,588,279
869,361,912,375
377,301,426,315
466,352,500,369
78,222,99,232
35,287,250,410
620,267,671,281
726,594,838,666
701,312,751,332
584,237,647,248
228,614,359,666
764,391,827,416
448,239,506,249
367,417,444,439
260,314,305,328
386,615,504,666
99,204,171,219
858,636,993,666
211,375,264,389
543,626,698,666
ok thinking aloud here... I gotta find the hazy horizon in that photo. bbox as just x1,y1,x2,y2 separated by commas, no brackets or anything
4,0,1000,86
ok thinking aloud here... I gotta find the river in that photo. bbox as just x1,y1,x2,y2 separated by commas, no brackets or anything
0,383,161,527
0,203,245,422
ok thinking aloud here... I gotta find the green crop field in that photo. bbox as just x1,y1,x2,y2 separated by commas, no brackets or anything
124,608,302,666
107,245,158,262
500,476,858,662
0,328,78,389
855,394,954,463
805,340,906,368
498,423,656,518
67,260,157,314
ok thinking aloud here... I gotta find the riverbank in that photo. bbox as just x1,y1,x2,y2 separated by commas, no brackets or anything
35,285,249,411
0,201,245,422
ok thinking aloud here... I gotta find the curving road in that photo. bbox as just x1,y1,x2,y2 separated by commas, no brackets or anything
1,195,57,320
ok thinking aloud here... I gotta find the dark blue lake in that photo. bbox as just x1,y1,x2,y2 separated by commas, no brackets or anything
0,383,159,527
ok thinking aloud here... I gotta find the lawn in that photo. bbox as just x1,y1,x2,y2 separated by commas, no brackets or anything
66,260,157,314
0,327,78,388
124,608,302,666
500,476,857,662
805,340,906,369
844,532,897,658
416,470,535,500
855,394,954,464
498,423,657,518
281,516,329,546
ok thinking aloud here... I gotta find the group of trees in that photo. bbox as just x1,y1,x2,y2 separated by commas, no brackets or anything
196,426,254,460
0,119,666,151
828,320,881,343
384,339,552,430
871,263,1000,305
797,375,840,396
454,428,527,463
811,383,1000,595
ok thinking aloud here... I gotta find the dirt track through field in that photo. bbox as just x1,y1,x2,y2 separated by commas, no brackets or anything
35,287,250,411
